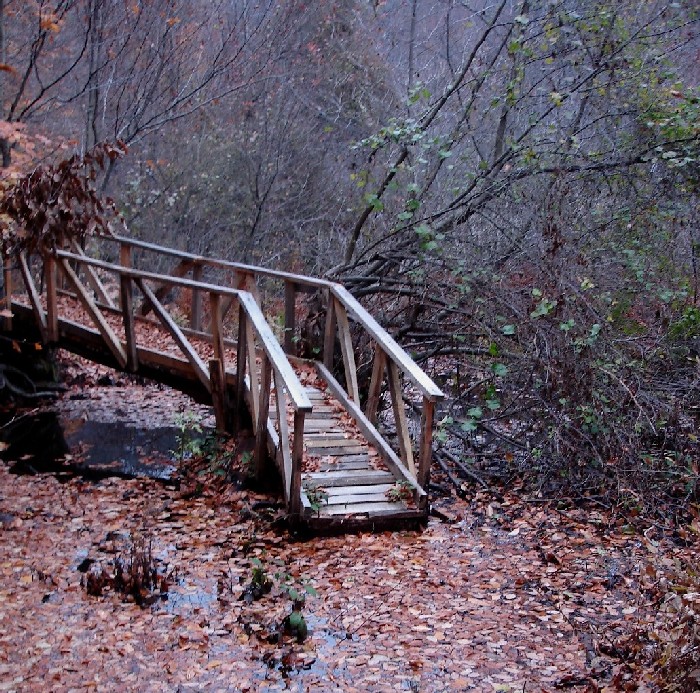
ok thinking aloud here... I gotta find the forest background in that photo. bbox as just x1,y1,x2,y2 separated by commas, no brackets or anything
1,0,700,523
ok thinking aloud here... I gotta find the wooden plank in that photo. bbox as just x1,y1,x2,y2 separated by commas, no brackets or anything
136,278,210,391
59,257,127,368
304,437,361,446
18,253,47,341
254,354,272,480
119,275,138,371
315,361,427,508
387,360,416,476
366,345,386,424
317,501,411,517
331,284,443,401
319,461,372,472
306,445,367,456
284,281,296,354
334,298,360,404
304,470,395,487
325,491,398,506
321,454,370,464
324,483,395,496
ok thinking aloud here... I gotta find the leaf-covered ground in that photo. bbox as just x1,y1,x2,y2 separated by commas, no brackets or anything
0,363,692,691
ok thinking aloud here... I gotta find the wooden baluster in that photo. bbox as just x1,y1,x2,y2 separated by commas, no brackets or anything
2,252,12,331
387,360,416,476
119,243,132,268
191,262,202,332
120,274,138,371
284,281,296,354
235,302,248,428
210,358,227,433
118,244,132,311
63,257,127,369
334,298,360,404
18,253,47,341
322,287,336,369
253,354,272,480
365,345,386,424
209,293,227,432
235,270,259,303
418,396,435,493
289,409,305,520
273,371,292,500
245,311,260,426
45,254,59,343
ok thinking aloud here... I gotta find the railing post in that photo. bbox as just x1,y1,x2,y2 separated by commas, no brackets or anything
253,354,272,480
323,287,336,369
289,410,305,520
235,302,248,429
209,292,228,432
284,281,296,354
191,262,202,332
120,274,138,371
387,360,416,476
210,357,227,433
245,310,260,425
45,254,59,343
334,297,360,404
418,397,435,491
118,243,132,310
366,345,386,424
2,250,13,331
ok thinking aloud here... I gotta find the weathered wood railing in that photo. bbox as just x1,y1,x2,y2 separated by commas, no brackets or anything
93,235,444,490
12,247,312,515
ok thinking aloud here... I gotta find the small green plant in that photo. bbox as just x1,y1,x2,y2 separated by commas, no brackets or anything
237,556,318,643
274,566,317,643
173,409,204,461
304,483,328,514
240,556,273,603
385,480,415,503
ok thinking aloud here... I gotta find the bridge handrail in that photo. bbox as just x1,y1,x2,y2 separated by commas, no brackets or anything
92,234,444,489
55,249,312,414
100,234,443,402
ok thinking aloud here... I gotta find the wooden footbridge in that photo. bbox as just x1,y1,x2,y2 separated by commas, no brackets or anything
1,236,443,531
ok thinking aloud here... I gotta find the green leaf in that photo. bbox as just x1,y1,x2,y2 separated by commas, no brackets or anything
488,342,499,357
304,584,318,597
486,398,501,410
501,324,516,335
467,407,483,419
288,611,304,628
461,419,478,432
491,363,508,377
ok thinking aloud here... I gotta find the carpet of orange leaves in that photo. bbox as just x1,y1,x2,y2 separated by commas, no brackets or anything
0,360,691,691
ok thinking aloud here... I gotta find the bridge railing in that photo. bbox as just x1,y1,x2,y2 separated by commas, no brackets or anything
94,235,444,490
14,247,312,515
